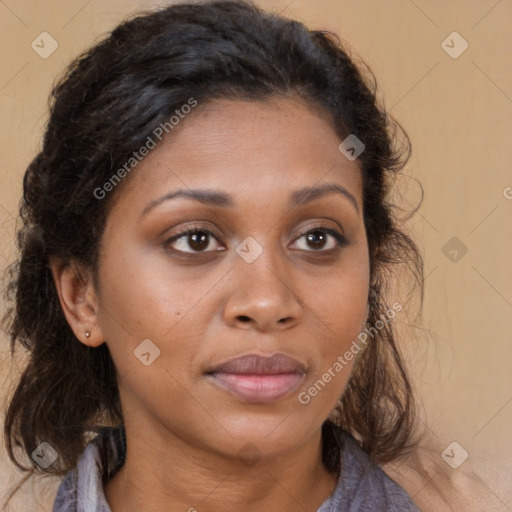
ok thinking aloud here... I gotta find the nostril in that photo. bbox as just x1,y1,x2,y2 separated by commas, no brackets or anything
238,315,251,322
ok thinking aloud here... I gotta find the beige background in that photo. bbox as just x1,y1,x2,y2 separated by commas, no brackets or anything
1,0,511,510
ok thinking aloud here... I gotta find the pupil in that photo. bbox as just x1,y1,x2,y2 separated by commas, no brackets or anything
190,232,208,251
307,231,325,249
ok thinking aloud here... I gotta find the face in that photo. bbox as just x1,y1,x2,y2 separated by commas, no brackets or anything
90,96,369,461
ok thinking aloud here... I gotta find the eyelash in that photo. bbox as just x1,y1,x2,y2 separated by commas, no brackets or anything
163,224,347,256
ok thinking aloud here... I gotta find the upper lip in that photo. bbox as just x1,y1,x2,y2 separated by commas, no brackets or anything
206,353,307,375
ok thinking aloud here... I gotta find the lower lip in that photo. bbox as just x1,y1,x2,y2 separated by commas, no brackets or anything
207,372,304,403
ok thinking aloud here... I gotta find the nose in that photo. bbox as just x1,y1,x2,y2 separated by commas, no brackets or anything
222,244,303,333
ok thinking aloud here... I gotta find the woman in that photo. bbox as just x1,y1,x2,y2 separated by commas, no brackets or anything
2,1,424,510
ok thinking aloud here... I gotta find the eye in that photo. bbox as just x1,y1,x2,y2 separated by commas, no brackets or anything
164,226,223,254
163,224,347,256
291,225,347,252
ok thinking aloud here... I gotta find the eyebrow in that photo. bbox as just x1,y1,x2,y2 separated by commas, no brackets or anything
138,182,359,221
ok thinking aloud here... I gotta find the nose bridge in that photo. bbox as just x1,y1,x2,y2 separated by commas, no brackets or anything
235,235,290,298
223,234,302,330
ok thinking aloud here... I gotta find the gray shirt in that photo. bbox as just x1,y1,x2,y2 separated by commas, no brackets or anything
53,425,420,511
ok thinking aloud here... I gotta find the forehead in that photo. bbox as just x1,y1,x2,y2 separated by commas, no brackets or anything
110,96,363,214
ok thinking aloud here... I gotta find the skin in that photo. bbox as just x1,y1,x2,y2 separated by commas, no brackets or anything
51,96,370,512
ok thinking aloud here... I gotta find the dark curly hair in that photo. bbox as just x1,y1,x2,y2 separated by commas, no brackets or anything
2,0,423,504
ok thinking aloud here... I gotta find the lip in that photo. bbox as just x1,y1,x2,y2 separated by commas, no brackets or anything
206,353,307,375
205,353,307,404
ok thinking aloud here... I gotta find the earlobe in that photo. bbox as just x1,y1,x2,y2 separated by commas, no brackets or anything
49,257,104,347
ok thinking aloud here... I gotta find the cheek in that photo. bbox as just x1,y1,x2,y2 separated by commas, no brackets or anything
313,251,369,339
96,241,191,334
299,249,369,407
94,241,199,378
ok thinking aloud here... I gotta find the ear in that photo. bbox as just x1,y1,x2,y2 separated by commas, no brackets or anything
49,257,105,347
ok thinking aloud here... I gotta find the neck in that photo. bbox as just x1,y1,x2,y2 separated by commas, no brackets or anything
104,424,339,512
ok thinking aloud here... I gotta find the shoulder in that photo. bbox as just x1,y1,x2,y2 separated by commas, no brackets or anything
52,466,79,512
53,426,125,512
320,429,421,512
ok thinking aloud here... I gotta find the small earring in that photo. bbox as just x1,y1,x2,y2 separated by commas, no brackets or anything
85,330,91,338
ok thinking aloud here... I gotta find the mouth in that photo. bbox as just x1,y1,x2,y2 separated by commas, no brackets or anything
205,353,307,404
